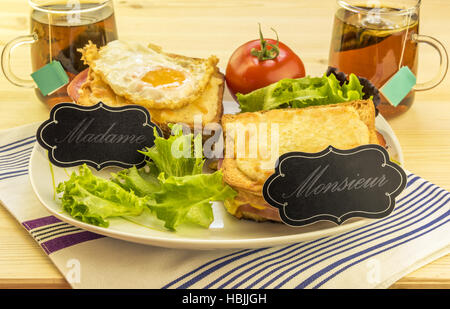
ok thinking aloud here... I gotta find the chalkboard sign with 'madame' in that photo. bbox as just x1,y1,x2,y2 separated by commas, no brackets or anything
36,102,162,170
263,145,407,227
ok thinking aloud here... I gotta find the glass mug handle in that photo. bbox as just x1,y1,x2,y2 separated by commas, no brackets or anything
1,33,38,88
412,34,449,91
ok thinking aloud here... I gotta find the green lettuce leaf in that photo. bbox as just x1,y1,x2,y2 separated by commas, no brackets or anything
110,124,237,230
57,165,147,227
58,124,237,231
148,171,237,230
139,125,204,177
111,166,160,197
236,73,366,112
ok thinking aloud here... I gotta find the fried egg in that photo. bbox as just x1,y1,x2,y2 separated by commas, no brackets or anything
89,40,218,109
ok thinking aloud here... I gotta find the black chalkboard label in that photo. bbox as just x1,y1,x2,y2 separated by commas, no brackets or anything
262,145,407,227
36,102,162,170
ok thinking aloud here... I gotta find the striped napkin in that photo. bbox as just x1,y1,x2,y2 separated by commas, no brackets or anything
0,123,448,289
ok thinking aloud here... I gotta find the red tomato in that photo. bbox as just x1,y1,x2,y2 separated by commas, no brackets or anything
226,29,305,97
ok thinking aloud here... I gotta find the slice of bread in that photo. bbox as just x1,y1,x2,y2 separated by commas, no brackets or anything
73,41,225,137
76,67,224,137
221,100,380,195
148,70,224,137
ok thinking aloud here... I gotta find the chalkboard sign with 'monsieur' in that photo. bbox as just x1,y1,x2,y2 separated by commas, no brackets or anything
263,145,407,227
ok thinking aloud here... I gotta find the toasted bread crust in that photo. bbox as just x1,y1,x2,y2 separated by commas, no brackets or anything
222,100,381,195
156,71,224,137
232,189,282,222
78,41,219,110
238,211,275,222
75,68,224,138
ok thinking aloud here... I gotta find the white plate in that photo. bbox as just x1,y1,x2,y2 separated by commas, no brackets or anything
29,100,404,250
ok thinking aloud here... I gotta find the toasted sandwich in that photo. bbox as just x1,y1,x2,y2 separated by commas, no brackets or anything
67,41,224,137
221,100,385,222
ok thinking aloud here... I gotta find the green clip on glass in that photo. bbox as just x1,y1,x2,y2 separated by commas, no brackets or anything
1,0,118,108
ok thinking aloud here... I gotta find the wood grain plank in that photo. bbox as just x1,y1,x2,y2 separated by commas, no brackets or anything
0,0,448,289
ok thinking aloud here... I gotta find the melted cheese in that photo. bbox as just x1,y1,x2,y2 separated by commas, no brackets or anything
224,199,266,216
227,106,370,184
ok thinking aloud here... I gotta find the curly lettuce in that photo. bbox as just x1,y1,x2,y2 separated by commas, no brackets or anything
148,171,236,231
236,73,365,112
111,166,160,197
140,125,204,177
116,124,236,230
57,165,147,228
57,125,236,231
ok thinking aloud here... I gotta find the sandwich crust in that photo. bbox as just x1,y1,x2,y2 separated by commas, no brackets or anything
78,41,219,110
222,100,380,195
74,43,224,137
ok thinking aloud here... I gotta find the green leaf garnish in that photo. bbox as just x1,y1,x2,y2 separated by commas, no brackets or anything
237,73,366,112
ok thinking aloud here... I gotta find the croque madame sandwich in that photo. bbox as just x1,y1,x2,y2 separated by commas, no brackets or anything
221,100,386,222
67,40,224,136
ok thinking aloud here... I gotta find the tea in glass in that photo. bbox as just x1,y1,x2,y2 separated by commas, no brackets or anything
31,2,118,107
1,1,118,108
328,1,448,118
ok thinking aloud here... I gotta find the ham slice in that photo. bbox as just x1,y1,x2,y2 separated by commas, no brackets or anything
238,203,282,222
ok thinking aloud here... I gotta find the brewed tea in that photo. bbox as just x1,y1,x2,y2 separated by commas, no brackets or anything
328,6,419,118
31,3,118,107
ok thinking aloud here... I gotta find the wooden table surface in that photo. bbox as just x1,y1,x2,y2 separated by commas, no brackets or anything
0,0,448,289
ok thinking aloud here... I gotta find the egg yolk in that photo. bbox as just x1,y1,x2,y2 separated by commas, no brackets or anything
141,67,186,87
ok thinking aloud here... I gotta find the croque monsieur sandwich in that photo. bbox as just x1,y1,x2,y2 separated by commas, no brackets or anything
221,100,385,222
68,40,224,136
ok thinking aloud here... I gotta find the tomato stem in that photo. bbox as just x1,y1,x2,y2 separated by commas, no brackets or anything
250,23,280,61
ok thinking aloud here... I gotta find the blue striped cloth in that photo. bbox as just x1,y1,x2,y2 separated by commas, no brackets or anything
0,123,448,289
